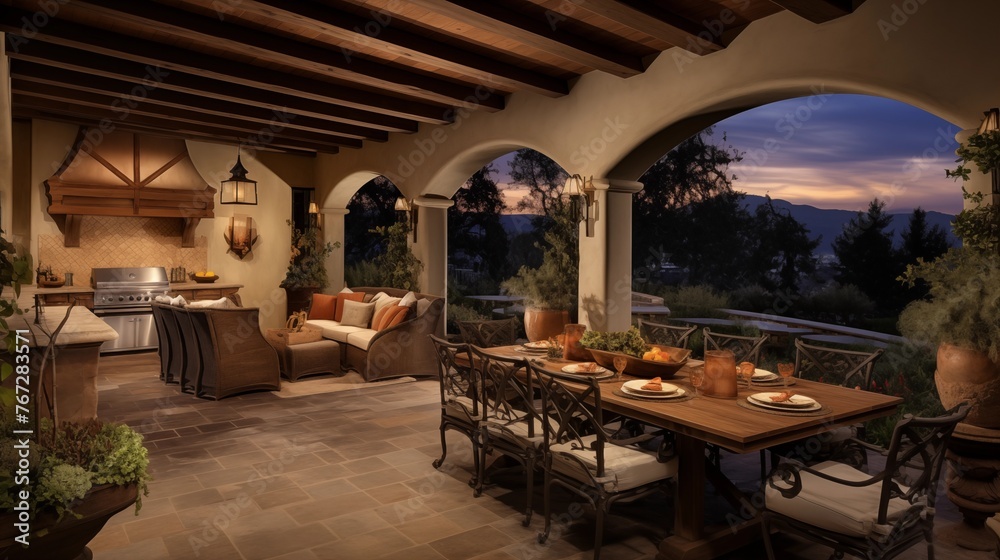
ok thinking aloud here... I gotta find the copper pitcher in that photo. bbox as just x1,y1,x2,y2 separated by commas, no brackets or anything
703,349,737,399
562,324,589,362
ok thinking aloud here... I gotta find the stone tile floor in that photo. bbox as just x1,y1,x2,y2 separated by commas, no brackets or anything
89,352,998,560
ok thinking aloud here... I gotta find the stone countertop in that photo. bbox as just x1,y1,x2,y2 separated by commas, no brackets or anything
33,285,95,294
11,305,118,347
169,281,244,290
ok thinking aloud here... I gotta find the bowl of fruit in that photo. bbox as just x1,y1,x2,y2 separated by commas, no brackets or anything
580,328,690,378
190,270,219,283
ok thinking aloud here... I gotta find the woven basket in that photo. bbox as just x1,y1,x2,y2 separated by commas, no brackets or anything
264,326,322,351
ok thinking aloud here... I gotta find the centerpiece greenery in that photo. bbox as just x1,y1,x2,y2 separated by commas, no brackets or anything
579,327,647,358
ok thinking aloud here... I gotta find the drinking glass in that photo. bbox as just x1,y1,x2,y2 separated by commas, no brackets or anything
738,361,755,387
612,356,628,382
777,362,795,389
689,366,705,397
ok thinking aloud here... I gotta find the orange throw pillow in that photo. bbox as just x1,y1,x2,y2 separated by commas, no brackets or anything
309,293,337,320
335,292,365,322
376,305,410,331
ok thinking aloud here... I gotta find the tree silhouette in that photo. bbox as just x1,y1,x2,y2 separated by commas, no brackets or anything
832,198,903,311
900,207,949,264
750,197,820,293
449,165,510,290
344,176,400,265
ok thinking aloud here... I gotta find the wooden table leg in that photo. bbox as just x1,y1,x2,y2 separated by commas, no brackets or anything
657,434,762,560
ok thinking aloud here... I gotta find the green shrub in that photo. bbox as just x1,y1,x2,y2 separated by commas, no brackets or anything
863,342,941,446
661,285,730,318
728,284,775,313
446,303,487,335
797,284,875,324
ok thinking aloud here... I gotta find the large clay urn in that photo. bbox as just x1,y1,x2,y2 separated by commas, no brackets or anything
523,308,569,342
936,343,1000,428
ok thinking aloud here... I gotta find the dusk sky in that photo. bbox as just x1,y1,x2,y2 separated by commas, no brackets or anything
494,94,964,215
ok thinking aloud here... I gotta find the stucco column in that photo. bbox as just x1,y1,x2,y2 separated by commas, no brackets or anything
322,207,348,292
578,179,642,332
0,33,12,232
414,195,453,297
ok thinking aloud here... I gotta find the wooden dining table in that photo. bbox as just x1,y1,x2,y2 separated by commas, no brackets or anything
477,345,904,560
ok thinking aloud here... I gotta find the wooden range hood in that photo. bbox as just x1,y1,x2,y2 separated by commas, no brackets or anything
45,128,216,247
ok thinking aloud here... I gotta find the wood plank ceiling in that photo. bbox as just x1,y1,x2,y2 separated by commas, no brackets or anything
1,0,865,156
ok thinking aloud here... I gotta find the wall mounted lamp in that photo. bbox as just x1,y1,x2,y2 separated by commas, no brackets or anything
220,146,258,205
395,197,418,242
977,108,1000,202
308,201,320,227
563,174,599,237
224,214,258,259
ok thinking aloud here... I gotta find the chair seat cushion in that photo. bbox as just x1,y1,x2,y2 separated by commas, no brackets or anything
445,396,480,425
346,330,378,350
485,415,546,447
549,434,678,492
765,460,912,537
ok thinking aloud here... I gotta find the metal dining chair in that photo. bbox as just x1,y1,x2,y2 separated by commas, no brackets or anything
530,362,677,560
703,327,770,364
637,318,697,349
457,317,519,348
762,403,970,560
471,345,542,526
429,335,480,489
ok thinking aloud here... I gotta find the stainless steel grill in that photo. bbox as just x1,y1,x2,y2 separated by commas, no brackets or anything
91,267,170,353
92,266,170,310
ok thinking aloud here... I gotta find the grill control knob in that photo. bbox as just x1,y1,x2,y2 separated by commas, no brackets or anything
118,296,124,301
128,296,135,301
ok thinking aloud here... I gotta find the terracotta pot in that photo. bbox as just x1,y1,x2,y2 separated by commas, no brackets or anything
284,286,320,318
936,343,1000,428
0,483,138,560
523,308,569,342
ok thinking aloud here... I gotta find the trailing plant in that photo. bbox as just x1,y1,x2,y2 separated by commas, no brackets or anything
369,221,423,291
280,219,339,290
946,128,1000,181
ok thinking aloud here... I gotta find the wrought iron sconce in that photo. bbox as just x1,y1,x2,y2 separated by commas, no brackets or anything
563,174,599,237
220,146,258,205
978,107,1000,202
224,214,258,259
395,197,418,242
308,201,320,227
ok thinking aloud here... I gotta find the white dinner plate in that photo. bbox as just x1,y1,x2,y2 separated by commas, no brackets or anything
621,385,687,399
749,392,817,409
622,379,679,395
561,363,607,374
746,397,822,413
752,369,779,381
523,341,551,350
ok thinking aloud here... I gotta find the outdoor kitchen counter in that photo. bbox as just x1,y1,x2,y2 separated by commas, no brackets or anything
33,285,95,294
10,306,118,423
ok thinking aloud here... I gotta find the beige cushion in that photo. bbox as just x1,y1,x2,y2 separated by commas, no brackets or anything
339,286,353,293
346,329,377,350
416,298,433,317
399,291,418,310
549,434,678,492
341,300,376,327
484,416,546,447
765,460,912,537
445,396,480,424
305,319,369,343
185,297,234,309
170,295,187,307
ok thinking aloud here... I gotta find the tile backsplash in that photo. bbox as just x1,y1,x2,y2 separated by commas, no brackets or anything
38,216,207,286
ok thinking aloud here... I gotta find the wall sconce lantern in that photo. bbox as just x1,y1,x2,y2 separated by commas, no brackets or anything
308,201,320,226
977,108,1000,202
220,146,258,205
563,174,599,237
224,214,258,259
395,197,418,242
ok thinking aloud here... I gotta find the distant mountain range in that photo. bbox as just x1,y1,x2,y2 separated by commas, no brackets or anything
500,195,957,257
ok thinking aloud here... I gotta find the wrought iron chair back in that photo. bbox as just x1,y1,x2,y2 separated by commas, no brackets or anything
428,334,479,478
703,327,769,363
794,338,885,389
458,317,519,348
531,366,607,476
637,319,697,349
763,403,970,560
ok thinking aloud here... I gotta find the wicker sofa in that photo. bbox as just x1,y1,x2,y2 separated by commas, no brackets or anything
304,286,445,382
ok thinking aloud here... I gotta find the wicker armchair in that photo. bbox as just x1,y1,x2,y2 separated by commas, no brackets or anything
150,303,173,382
186,307,281,399
152,303,185,385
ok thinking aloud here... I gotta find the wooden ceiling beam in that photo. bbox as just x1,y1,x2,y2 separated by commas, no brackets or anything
69,0,507,110
767,0,860,23
4,39,418,133
12,94,344,154
220,0,567,97
570,0,725,53
404,0,645,77
11,80,364,149
13,107,321,156
0,6,452,123
11,61,388,141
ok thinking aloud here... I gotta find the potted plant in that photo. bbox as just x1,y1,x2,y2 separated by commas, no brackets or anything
280,219,340,316
0,231,151,560
501,216,577,341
